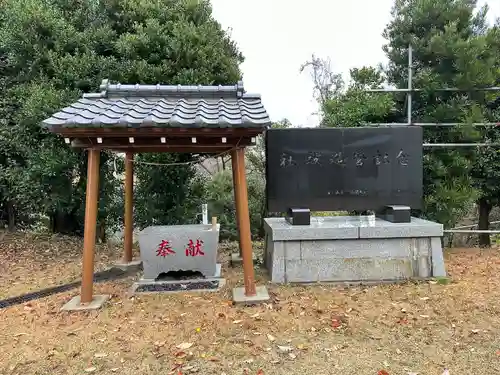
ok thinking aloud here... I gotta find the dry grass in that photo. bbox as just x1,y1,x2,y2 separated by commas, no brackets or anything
1,231,500,375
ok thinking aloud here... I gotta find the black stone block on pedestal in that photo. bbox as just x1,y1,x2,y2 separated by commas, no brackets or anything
285,208,311,226
376,205,411,223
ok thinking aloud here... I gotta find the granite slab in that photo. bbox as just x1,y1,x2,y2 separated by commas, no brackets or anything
264,216,443,240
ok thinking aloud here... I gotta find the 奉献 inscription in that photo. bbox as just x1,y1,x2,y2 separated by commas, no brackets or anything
155,238,206,257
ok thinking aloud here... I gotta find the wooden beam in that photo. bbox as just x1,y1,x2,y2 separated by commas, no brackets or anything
124,152,134,263
56,126,265,138
81,149,100,303
110,146,235,153
91,145,239,154
232,147,256,296
70,137,253,149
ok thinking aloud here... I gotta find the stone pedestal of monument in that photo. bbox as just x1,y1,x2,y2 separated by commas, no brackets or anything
138,224,220,280
264,216,446,283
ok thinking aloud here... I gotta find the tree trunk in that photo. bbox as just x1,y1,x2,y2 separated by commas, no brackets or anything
97,220,106,243
7,200,15,231
478,198,492,248
51,211,82,236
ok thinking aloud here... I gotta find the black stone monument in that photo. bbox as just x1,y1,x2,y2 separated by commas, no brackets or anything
265,126,423,224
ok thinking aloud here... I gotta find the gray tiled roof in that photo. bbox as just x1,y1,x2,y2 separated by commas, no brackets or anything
42,80,271,129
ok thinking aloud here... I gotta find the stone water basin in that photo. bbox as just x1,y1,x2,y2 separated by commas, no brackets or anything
138,224,220,279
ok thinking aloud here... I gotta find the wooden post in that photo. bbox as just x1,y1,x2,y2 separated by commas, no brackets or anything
232,147,257,296
81,149,100,304
231,153,242,257
124,152,134,263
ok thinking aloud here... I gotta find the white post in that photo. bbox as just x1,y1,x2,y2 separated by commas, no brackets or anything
408,44,413,125
202,204,208,224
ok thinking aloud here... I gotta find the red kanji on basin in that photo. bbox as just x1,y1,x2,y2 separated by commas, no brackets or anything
156,239,175,257
185,239,205,257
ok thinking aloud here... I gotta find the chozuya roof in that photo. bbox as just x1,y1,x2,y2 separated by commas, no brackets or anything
41,79,271,129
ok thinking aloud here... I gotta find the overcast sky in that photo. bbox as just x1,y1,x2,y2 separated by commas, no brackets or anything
210,0,500,127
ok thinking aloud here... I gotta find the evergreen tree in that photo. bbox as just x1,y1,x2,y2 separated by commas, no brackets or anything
0,0,243,233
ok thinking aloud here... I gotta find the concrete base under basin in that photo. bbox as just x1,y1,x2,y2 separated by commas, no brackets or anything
264,216,446,284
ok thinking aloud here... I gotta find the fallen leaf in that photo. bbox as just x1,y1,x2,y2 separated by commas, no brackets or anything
257,370,264,375
496,350,500,356
331,319,341,329
277,345,293,353
266,334,276,342
84,367,97,373
378,370,390,375
175,351,187,358
176,342,193,350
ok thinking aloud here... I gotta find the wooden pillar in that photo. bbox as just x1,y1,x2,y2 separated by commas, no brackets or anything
123,152,134,263
231,153,242,257
81,149,100,304
232,147,257,296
